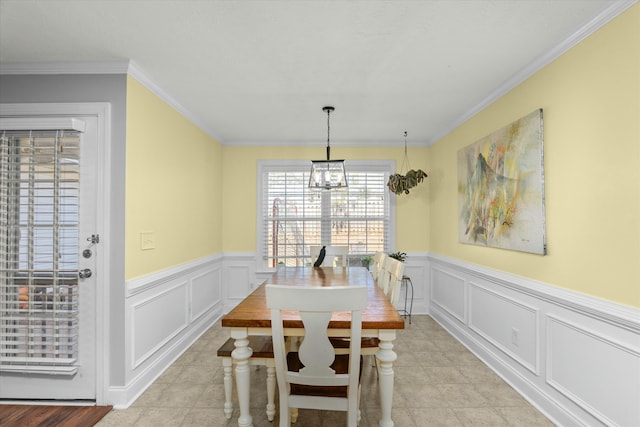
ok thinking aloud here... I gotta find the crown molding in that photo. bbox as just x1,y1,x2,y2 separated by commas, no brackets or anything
1,0,634,148
226,139,428,147
428,0,638,146
126,61,225,144
0,60,131,75
0,59,226,144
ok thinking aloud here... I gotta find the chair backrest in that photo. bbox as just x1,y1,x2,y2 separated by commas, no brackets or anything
378,256,393,295
384,257,406,305
266,284,367,423
310,245,348,267
370,251,387,283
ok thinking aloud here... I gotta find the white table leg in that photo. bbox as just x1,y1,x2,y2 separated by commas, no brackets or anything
222,358,233,419
266,361,276,421
375,330,397,427
231,329,253,427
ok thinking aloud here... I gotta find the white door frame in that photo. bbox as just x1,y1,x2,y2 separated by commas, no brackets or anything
0,102,111,404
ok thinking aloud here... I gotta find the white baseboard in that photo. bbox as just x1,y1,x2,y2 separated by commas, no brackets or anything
429,254,640,427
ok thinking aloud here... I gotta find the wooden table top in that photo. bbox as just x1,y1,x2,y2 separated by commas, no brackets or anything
221,266,405,330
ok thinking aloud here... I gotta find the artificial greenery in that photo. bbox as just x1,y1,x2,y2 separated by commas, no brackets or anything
361,255,372,268
388,251,407,262
387,169,428,195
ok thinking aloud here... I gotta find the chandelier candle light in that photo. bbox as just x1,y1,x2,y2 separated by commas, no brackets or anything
309,106,348,189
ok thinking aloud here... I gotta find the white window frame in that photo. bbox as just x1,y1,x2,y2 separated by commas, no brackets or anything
257,159,396,272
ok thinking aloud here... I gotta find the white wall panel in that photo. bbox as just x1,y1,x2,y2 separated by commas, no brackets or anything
131,281,189,368
191,267,221,322
431,266,466,323
223,253,257,312
399,254,429,315
546,315,640,427
226,266,251,299
469,282,539,373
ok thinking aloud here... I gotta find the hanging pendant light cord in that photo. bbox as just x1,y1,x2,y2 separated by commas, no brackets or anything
326,107,332,161
400,131,411,174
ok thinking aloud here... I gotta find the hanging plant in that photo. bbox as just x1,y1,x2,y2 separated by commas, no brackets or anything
387,132,428,195
387,169,428,195
388,251,407,262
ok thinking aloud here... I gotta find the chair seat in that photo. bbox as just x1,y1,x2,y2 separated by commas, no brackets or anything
329,337,379,349
286,352,363,398
216,336,274,358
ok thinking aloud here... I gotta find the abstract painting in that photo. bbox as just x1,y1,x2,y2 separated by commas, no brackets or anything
457,109,546,254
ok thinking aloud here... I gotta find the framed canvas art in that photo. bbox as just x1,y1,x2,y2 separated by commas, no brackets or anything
457,109,546,255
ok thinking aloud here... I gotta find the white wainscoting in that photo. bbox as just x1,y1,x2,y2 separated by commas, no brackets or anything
429,254,640,427
109,254,224,408
396,253,429,316
223,252,257,313
106,251,429,407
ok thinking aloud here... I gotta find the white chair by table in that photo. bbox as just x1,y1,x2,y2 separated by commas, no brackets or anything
309,245,349,267
370,251,387,284
377,256,393,296
384,257,406,306
339,256,405,367
266,284,367,427
340,255,403,370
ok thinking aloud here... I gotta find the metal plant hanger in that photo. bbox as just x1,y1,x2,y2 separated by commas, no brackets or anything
387,131,428,195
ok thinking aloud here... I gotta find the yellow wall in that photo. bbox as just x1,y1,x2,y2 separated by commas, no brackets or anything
125,77,223,280
428,5,639,307
123,5,638,307
221,145,429,253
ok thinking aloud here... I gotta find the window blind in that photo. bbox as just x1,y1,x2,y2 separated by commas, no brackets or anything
0,129,81,374
260,162,392,269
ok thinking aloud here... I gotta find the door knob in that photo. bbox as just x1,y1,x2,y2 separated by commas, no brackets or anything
79,269,92,279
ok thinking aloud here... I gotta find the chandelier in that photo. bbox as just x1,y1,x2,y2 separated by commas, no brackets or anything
308,106,348,189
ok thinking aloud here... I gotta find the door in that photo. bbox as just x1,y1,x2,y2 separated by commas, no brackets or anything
0,114,98,400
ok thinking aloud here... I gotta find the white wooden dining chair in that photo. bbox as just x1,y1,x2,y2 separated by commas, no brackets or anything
335,255,403,371
335,256,404,366
266,284,367,427
384,257,406,306
377,256,393,296
310,245,349,267
370,251,387,283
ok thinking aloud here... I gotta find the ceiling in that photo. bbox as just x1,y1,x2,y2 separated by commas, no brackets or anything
0,0,630,146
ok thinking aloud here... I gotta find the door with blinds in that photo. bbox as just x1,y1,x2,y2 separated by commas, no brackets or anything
0,115,97,400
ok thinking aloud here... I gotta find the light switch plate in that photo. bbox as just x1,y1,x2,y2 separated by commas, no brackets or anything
140,231,155,250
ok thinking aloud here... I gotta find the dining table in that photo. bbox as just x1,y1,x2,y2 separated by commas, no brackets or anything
221,266,405,427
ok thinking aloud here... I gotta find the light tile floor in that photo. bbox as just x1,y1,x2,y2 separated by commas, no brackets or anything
96,315,555,426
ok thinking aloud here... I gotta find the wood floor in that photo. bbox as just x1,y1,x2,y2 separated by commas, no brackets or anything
0,405,113,427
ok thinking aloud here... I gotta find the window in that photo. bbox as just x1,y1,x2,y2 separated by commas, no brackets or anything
258,160,395,269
